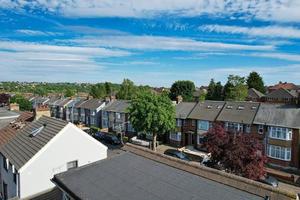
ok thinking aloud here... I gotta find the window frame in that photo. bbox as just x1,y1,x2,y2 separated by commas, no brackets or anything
67,160,78,170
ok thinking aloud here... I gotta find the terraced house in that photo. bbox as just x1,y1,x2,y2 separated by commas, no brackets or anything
169,100,300,170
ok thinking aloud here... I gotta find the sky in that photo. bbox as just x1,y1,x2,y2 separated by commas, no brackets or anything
0,0,300,87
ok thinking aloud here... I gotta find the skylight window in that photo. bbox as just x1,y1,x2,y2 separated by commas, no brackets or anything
251,106,257,110
29,124,46,137
226,105,233,109
207,105,212,109
237,106,245,110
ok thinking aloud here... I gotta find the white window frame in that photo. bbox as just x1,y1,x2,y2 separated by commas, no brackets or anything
176,119,182,127
198,120,209,131
267,145,291,161
169,132,181,141
268,126,292,141
67,160,78,170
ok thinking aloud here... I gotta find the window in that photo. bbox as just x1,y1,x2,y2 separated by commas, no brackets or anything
225,122,243,132
169,132,181,141
269,127,292,140
198,120,209,131
13,173,17,184
176,119,182,127
67,160,78,170
90,118,96,125
3,156,7,171
198,135,206,144
192,120,196,126
116,113,121,119
245,125,251,133
267,145,291,161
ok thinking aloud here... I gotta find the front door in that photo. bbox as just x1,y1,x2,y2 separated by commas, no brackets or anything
3,181,8,200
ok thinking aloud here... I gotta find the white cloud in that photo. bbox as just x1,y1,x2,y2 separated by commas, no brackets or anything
200,25,300,39
16,29,62,36
251,53,300,62
2,0,300,22
72,35,274,51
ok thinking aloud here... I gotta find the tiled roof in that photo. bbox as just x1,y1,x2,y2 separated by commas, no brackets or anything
0,116,67,170
216,101,260,124
268,82,299,91
0,112,34,147
175,102,197,119
188,101,225,121
248,88,264,98
77,99,104,110
103,100,130,113
254,104,300,128
265,88,297,99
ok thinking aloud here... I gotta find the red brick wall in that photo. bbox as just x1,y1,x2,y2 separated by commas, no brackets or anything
291,129,300,168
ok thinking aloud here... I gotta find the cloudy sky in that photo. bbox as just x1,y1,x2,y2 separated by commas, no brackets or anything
0,0,300,87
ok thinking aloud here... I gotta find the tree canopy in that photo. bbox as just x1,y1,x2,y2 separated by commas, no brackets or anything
89,83,106,99
223,75,248,101
204,123,266,180
169,80,195,102
10,94,32,111
117,79,137,100
128,91,175,151
64,88,76,97
246,71,266,94
206,79,223,101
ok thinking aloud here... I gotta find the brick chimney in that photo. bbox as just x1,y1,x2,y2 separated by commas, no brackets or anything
176,95,183,104
34,105,51,120
9,103,19,111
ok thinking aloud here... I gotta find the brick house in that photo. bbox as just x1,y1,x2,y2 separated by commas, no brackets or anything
263,88,298,104
169,102,196,147
253,104,300,169
247,88,264,102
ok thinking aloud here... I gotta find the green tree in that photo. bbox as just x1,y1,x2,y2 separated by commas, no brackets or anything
246,71,266,94
64,88,75,97
169,80,195,101
34,87,48,97
117,79,137,100
128,91,175,151
224,75,248,101
206,79,216,100
89,84,106,99
10,94,32,111
104,82,112,96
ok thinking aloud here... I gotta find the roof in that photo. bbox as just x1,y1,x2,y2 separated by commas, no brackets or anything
0,108,20,129
268,82,299,91
77,99,104,110
248,88,264,98
254,104,300,128
216,101,260,124
175,102,197,119
0,116,68,170
0,112,34,147
103,100,130,113
188,101,225,121
52,152,261,200
265,88,297,99
57,98,72,107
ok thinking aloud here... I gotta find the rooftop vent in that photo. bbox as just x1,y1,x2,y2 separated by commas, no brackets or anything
217,105,222,109
29,123,46,137
237,106,245,110
251,106,257,110
207,105,212,109
226,105,233,109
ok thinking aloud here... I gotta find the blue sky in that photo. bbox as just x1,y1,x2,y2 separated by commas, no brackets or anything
1,1,300,87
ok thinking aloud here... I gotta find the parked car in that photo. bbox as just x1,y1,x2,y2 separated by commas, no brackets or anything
164,149,191,161
103,134,121,145
93,131,105,140
258,176,279,187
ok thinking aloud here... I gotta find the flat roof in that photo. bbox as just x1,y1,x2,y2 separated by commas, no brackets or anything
53,152,262,200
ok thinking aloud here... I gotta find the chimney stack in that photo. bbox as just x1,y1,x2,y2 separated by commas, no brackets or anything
176,95,183,104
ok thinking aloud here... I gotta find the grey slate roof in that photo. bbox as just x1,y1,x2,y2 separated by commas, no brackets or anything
52,152,261,200
254,104,300,128
188,101,225,121
265,88,297,98
0,116,68,170
78,99,104,110
248,88,264,98
217,101,260,124
175,102,197,119
103,100,130,113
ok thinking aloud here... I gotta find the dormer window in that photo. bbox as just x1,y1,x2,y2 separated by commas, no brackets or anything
226,105,233,109
237,106,244,110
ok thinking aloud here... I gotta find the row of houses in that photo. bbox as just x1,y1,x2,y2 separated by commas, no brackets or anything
172,100,300,170
33,96,300,170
